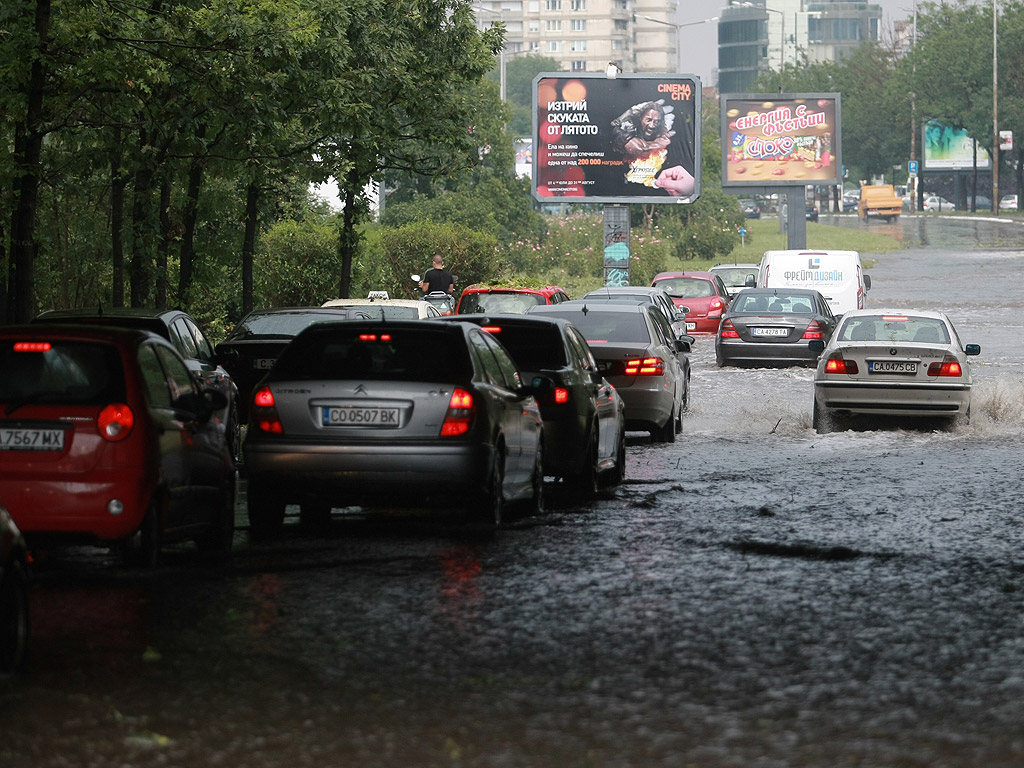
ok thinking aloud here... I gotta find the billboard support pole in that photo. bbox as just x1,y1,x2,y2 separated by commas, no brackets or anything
785,187,806,249
603,205,630,286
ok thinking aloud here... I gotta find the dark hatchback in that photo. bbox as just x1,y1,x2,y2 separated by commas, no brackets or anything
32,307,240,462
715,288,837,368
446,314,626,494
214,307,374,424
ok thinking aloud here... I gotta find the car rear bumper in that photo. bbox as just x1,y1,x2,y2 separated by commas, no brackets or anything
0,472,151,540
814,380,971,416
244,440,494,506
718,340,819,367
607,384,673,430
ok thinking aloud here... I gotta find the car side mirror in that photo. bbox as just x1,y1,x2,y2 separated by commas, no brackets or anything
744,275,756,287
675,307,690,318
863,275,871,290
965,344,981,356
411,273,421,283
674,338,692,353
808,340,825,353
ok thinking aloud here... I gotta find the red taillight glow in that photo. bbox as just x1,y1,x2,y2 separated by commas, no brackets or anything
709,298,725,317
13,342,51,352
825,355,858,375
720,320,739,339
98,403,134,441
441,387,475,437
553,387,569,404
251,386,283,433
928,358,963,377
481,326,502,334
801,320,824,340
624,357,665,376
357,334,391,342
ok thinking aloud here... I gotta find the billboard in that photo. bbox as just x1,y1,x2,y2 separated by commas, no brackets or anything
720,94,842,187
532,73,701,204
922,120,991,170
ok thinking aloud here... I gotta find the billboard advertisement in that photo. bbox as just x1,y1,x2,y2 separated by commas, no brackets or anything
532,73,701,204
720,94,842,187
922,120,991,170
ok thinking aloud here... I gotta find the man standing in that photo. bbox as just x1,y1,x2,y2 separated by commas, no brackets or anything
419,255,455,295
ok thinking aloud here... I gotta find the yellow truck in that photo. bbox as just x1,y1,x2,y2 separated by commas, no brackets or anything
858,184,902,222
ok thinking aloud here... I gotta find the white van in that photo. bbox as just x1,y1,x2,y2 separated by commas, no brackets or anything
757,249,870,316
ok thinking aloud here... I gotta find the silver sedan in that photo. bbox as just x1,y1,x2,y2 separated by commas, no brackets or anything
243,320,545,536
810,309,981,433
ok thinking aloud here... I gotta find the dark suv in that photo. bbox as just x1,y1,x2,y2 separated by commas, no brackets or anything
32,308,240,463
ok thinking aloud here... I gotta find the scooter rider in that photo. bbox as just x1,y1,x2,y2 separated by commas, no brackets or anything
418,255,455,296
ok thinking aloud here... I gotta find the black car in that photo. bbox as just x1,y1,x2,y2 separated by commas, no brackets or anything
32,307,241,463
0,504,30,675
715,288,837,368
739,198,761,219
213,307,374,424
806,203,819,222
580,286,694,344
528,302,689,442
446,314,626,495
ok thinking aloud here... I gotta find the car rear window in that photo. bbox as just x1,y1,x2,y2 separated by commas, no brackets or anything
459,292,545,315
840,315,950,344
480,325,567,370
542,310,650,345
0,340,127,405
652,278,713,298
229,312,351,339
274,327,472,383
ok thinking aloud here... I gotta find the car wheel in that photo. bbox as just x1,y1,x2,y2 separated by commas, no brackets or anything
300,502,332,532
525,444,545,516
674,398,684,434
681,373,690,412
601,429,627,489
197,476,236,556
122,500,161,568
469,447,505,529
0,556,30,675
248,483,286,542
226,402,242,470
716,348,727,367
570,426,600,498
652,409,676,443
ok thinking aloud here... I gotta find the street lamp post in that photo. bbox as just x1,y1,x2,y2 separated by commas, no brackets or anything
637,14,718,73
993,0,999,212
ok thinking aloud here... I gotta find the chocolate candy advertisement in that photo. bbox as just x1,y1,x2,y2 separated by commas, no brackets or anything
720,94,842,187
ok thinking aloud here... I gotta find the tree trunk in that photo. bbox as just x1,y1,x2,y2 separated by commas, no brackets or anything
110,127,127,308
156,175,171,309
130,127,155,308
178,127,206,304
241,181,259,316
9,0,51,322
337,174,361,300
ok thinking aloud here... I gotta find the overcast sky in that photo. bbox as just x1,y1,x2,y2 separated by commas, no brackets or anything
680,0,921,85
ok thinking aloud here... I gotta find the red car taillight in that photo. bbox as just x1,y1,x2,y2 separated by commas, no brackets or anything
708,298,726,318
928,357,963,377
801,320,824,340
553,387,569,404
720,319,739,339
825,355,858,375
624,357,665,376
441,388,474,437
98,403,134,442
251,386,283,433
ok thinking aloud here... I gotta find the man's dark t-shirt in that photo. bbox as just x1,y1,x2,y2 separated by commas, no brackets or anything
423,267,454,294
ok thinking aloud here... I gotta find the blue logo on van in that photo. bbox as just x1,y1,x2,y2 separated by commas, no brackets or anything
807,257,820,270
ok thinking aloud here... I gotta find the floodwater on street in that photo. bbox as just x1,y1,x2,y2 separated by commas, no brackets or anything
3,214,1024,768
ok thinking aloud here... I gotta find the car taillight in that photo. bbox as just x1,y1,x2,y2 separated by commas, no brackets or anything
824,355,858,375
624,357,665,376
251,386,283,433
709,298,725,317
928,357,963,377
720,319,739,339
553,387,569,404
802,320,824,340
441,387,474,437
98,403,134,441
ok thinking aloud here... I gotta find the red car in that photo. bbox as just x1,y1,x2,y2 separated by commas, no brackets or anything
456,284,571,314
650,271,732,334
0,325,236,567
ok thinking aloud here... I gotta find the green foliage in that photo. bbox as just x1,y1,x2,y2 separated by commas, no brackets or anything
373,221,502,297
254,218,342,308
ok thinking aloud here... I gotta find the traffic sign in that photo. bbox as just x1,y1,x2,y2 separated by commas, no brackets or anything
908,160,918,175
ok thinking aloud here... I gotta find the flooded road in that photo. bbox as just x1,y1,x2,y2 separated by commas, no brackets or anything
4,214,1024,767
